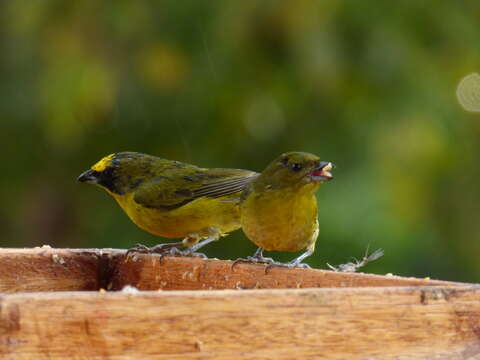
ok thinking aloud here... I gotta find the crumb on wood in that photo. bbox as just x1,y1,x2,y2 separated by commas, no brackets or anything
194,340,204,351
182,271,191,280
235,281,246,290
190,266,201,281
122,285,140,293
51,254,65,265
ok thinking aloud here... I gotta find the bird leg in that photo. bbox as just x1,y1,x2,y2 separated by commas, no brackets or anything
265,250,313,272
126,228,222,259
188,236,217,253
231,247,275,269
172,236,218,258
175,229,222,258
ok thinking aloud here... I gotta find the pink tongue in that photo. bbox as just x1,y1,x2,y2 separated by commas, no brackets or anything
311,170,323,177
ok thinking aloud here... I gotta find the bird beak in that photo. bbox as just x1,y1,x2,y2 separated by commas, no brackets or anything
77,169,99,184
308,161,335,182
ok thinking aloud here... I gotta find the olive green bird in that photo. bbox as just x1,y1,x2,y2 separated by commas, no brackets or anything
239,152,334,268
78,152,258,255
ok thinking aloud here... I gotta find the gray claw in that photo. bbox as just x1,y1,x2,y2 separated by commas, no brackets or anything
125,243,150,256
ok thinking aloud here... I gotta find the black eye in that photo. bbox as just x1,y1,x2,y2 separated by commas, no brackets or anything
291,163,302,171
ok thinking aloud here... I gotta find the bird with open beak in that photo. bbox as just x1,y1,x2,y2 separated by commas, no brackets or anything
238,151,334,268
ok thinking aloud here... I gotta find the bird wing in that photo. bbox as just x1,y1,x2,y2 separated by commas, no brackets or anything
133,169,258,210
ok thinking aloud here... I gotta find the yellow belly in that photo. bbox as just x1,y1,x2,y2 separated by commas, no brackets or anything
112,192,241,239
241,189,319,252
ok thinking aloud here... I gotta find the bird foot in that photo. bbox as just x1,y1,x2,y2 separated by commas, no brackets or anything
125,243,152,256
264,261,311,273
125,243,208,259
125,242,184,258
231,255,275,270
170,248,208,259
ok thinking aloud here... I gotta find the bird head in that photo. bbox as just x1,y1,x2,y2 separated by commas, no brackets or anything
77,152,156,195
258,152,335,189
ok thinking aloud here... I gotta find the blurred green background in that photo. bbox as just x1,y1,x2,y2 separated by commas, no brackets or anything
1,1,479,282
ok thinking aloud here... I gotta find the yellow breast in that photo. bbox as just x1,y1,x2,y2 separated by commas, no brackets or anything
241,187,319,252
112,192,241,239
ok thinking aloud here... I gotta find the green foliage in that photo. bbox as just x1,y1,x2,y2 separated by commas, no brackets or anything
1,1,480,281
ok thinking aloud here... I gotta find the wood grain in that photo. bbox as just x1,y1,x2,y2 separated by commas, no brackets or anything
0,286,480,359
0,248,464,292
112,252,461,290
0,248,106,292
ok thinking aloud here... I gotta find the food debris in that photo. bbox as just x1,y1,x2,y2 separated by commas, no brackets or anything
51,254,66,265
194,340,204,351
327,247,384,273
122,285,140,293
99,288,107,293
190,266,201,281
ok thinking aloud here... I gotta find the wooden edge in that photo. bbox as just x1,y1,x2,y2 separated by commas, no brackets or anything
0,248,471,293
0,286,480,359
0,247,104,292
111,252,465,290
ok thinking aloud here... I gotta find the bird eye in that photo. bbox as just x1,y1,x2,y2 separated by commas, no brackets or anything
291,163,302,171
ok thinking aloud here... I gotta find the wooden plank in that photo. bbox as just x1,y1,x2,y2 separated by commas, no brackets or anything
111,252,461,290
0,248,106,292
0,286,480,359
0,248,466,292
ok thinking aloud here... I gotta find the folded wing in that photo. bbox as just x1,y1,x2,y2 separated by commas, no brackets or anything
133,168,258,210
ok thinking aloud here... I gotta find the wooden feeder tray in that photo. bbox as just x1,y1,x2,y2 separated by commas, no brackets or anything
0,248,478,359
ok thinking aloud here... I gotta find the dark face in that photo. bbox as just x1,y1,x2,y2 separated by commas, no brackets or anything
77,166,122,193
77,152,156,194
258,152,335,189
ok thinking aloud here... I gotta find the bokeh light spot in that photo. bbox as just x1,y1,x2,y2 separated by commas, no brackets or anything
456,73,480,112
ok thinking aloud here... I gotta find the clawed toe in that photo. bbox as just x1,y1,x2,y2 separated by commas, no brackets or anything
174,249,208,258
294,263,311,269
125,242,209,260
264,261,311,273
230,258,250,270
231,255,276,271
125,243,150,256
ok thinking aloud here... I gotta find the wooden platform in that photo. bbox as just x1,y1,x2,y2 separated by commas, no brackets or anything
0,248,478,359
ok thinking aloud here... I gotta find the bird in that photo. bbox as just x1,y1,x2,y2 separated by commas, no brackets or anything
238,151,334,268
78,152,258,256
